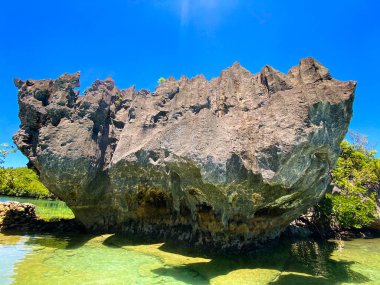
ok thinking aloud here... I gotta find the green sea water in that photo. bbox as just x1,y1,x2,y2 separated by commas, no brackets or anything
1,197,380,284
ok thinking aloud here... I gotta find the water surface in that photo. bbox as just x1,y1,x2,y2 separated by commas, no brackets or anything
1,196,380,284
0,195,74,220
1,232,379,285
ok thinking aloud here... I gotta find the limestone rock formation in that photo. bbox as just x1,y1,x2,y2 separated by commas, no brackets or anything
0,202,37,231
13,57,356,249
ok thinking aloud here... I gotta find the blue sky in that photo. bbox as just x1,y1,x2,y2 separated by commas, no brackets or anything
1,0,379,167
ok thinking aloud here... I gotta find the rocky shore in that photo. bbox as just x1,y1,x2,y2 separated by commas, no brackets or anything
0,202,84,233
284,208,380,241
2,201,378,248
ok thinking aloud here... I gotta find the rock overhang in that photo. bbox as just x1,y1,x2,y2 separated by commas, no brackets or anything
13,57,355,250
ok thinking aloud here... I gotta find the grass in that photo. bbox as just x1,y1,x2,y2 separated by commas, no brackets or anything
0,195,75,221
33,201,75,221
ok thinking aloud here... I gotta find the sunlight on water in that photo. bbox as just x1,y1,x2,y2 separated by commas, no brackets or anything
0,235,31,285
0,232,379,285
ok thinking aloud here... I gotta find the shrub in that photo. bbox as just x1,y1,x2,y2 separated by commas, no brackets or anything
157,77,165,85
319,192,377,229
0,167,54,199
317,139,379,229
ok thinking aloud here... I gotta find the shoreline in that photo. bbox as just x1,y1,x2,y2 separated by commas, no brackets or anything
1,200,379,254
0,193,57,201
0,201,84,234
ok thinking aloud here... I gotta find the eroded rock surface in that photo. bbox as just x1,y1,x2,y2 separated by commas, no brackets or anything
14,58,355,249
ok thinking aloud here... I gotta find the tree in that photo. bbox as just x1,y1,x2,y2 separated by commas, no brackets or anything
0,168,53,199
0,143,16,165
0,143,53,199
348,130,376,156
317,136,379,229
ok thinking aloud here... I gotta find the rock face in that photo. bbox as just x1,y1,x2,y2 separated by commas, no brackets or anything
13,58,355,249
0,202,37,231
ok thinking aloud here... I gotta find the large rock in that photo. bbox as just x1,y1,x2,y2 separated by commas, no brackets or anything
13,58,355,249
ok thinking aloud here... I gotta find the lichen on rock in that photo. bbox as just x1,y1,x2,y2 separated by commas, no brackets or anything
13,57,355,250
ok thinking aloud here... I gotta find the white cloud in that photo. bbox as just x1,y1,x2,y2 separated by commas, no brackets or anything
158,0,240,31
180,0,190,26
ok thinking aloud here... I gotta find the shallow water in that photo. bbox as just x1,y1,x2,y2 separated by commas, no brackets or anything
0,195,74,220
1,196,380,284
0,232,379,285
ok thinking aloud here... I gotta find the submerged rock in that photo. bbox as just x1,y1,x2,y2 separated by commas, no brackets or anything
13,58,355,249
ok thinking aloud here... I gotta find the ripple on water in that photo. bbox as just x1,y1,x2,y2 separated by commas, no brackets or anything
0,232,380,285
0,235,31,285
1,234,208,285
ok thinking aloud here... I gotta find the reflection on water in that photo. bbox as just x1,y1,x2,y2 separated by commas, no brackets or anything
0,235,31,285
0,231,379,285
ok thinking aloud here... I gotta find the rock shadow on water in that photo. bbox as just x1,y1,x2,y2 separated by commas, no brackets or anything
25,233,95,250
103,234,371,285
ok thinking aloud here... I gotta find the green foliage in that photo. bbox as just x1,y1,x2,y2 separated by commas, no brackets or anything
0,168,54,199
318,138,379,229
0,143,16,165
323,192,377,229
1,195,74,221
157,77,165,85
373,159,380,180
114,92,123,107
115,98,123,106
